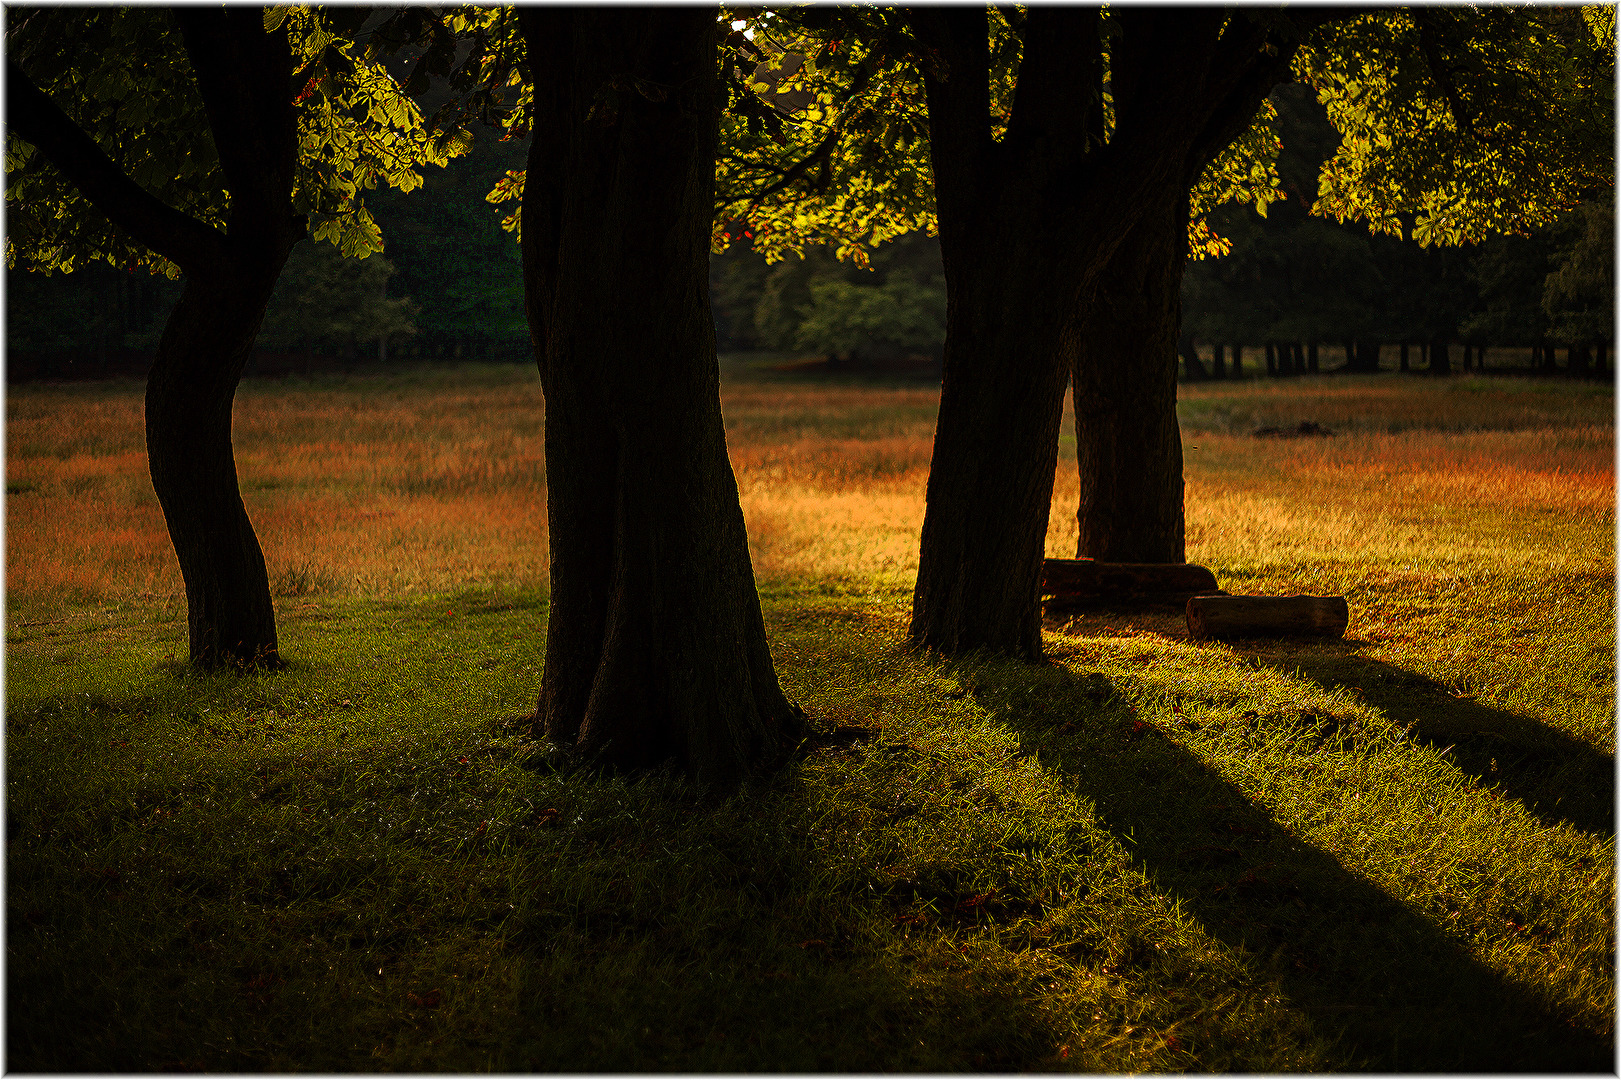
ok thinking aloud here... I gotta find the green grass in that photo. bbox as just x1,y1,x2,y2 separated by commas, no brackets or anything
6,368,1614,1071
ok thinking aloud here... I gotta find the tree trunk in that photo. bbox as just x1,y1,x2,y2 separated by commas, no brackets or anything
1400,342,1410,372
1265,342,1277,376
1430,336,1451,375
911,226,1077,657
1307,341,1319,373
1072,188,1188,564
1568,344,1590,378
1230,345,1243,378
519,9,801,784
1179,332,1206,380
146,266,287,665
8,10,301,667
1211,343,1226,380
908,8,1307,655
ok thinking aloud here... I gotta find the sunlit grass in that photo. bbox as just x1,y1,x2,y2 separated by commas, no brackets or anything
6,362,1614,1070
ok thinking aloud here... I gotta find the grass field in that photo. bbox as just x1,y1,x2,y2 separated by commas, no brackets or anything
6,361,1615,1070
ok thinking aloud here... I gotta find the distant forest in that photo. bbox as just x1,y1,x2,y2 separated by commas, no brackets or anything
6,82,1612,381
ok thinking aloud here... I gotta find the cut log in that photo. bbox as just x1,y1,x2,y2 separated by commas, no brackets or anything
1185,594,1349,640
1042,559,1221,611
1044,559,1218,596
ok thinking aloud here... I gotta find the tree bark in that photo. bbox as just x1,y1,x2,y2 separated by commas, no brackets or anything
146,265,286,664
1265,342,1278,376
1072,187,1189,563
519,8,802,784
1230,345,1243,378
1211,343,1227,380
1307,341,1319,374
1400,342,1410,371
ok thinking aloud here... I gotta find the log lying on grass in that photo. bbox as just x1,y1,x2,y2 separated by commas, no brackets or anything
1042,559,1223,611
1186,594,1349,640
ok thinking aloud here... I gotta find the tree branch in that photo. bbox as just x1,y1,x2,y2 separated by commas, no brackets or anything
720,60,880,218
1412,9,1506,145
1004,7,1101,168
5,57,227,272
907,8,994,237
175,8,301,232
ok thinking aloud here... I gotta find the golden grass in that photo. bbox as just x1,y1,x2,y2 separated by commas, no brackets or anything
5,368,1613,625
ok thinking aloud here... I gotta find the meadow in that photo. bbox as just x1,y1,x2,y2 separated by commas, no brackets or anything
6,361,1615,1070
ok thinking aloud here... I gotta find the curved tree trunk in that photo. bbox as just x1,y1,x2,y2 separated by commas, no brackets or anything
1072,188,1188,563
8,10,302,668
520,8,802,785
146,264,289,665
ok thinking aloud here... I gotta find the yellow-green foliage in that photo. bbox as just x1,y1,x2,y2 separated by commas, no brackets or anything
5,7,467,276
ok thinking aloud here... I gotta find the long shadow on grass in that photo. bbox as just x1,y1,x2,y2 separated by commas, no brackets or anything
968,662,1612,1073
5,679,1066,1072
1268,654,1615,837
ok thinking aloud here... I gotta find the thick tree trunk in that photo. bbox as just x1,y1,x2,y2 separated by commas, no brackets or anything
1400,343,1410,372
911,228,1077,657
1265,342,1277,376
1211,343,1226,380
1072,189,1188,563
909,8,1308,655
146,264,288,665
520,9,801,784
1230,345,1243,378
1307,342,1319,374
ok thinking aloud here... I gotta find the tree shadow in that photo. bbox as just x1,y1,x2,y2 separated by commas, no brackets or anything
4,670,1068,1073
1263,652,1614,838
968,661,1613,1072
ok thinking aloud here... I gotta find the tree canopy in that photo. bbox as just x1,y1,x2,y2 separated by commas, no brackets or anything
5,6,471,277
711,6,1613,264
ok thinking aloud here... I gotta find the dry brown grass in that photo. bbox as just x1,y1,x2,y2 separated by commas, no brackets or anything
6,367,1612,623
